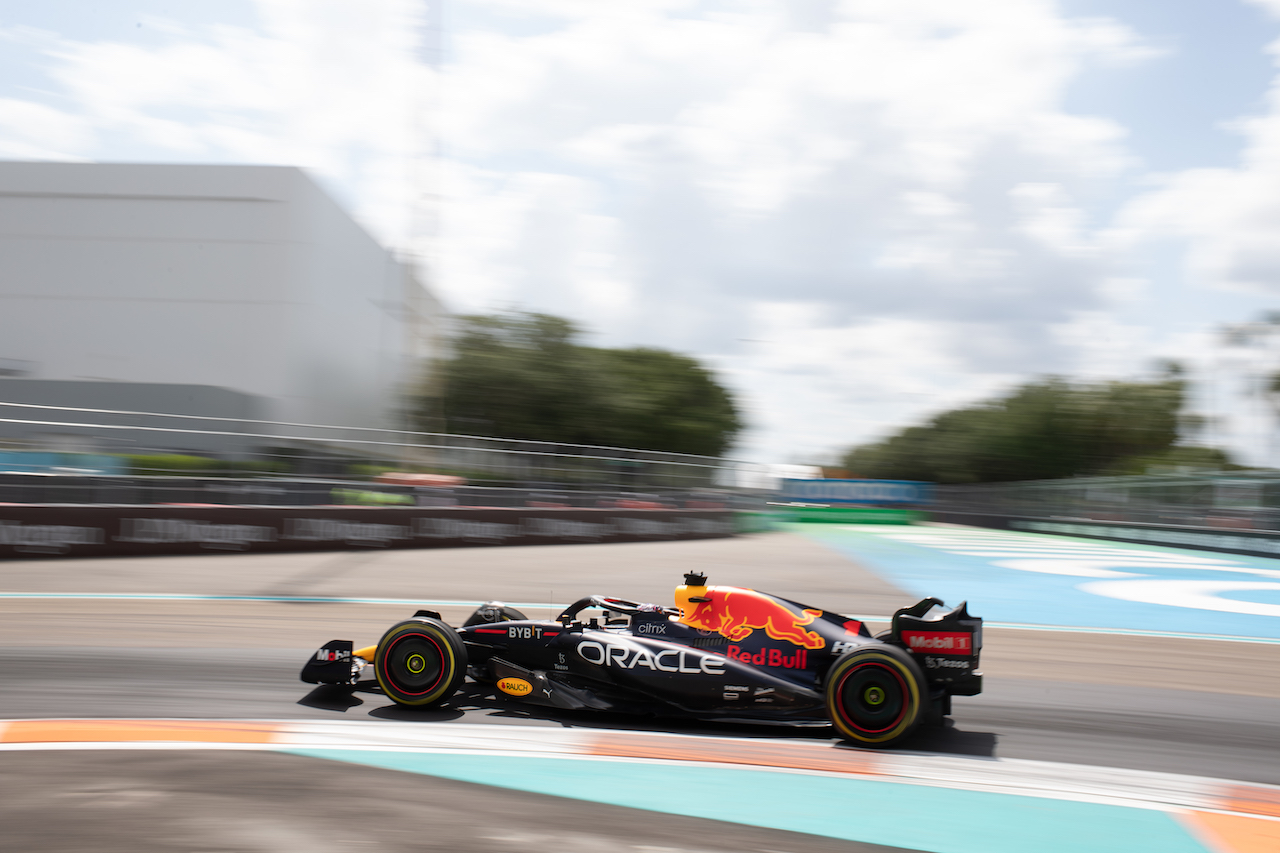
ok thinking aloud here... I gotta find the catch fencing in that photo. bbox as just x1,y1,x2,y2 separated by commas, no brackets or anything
931,472,1280,559
0,399,765,495
0,400,766,557
933,473,1280,532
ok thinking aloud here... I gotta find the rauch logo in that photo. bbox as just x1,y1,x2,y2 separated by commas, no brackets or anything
498,677,533,696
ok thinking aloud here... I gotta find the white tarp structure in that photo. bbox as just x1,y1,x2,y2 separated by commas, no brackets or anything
0,162,444,436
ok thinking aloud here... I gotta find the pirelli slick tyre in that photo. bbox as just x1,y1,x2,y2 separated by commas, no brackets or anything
825,645,926,746
374,619,467,708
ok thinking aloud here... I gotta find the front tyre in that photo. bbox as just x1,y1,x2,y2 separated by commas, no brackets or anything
374,619,467,707
825,645,926,746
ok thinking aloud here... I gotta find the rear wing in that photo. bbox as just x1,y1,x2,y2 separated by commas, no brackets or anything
890,599,983,696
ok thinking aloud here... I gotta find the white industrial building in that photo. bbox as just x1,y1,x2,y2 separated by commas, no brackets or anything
0,162,444,455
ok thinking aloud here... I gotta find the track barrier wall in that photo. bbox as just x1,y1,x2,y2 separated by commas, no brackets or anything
0,506,737,558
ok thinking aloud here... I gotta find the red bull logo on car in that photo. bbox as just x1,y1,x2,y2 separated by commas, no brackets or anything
676,586,827,650
725,645,809,668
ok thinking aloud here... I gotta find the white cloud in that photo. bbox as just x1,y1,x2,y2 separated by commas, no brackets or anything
0,98,91,159
1116,20,1280,296
1011,183,1101,259
183,3,1160,456
1248,0,1280,19
1048,311,1154,379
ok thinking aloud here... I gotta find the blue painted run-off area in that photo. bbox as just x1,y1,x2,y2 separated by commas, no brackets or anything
792,523,1280,640
285,749,1212,853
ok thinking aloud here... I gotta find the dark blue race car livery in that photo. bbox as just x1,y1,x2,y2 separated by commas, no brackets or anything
301,572,983,746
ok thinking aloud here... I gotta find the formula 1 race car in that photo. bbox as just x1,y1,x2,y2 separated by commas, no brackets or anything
301,573,983,746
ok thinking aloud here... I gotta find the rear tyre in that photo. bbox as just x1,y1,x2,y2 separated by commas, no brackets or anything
825,645,926,746
374,618,468,707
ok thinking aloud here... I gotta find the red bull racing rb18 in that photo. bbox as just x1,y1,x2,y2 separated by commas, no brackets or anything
300,572,984,747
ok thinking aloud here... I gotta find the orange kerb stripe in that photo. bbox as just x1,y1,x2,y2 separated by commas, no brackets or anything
1219,785,1280,819
0,720,280,745
1184,811,1280,853
588,732,881,776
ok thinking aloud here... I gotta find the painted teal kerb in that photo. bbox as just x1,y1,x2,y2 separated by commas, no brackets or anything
281,748,1213,853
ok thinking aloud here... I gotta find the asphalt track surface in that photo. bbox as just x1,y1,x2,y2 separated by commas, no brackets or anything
3,530,1280,851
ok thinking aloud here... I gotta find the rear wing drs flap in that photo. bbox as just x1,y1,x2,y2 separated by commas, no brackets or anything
890,598,983,696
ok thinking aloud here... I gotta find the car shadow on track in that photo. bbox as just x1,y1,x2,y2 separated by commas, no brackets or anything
296,685,367,713
905,723,998,757
300,681,998,757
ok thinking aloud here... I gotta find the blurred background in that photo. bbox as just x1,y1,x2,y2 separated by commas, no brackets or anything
4,1,1280,509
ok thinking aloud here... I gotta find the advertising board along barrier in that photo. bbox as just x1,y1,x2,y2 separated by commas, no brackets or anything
778,479,932,505
0,506,736,558
773,479,932,524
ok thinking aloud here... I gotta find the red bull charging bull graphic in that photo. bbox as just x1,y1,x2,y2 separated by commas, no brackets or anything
675,582,828,650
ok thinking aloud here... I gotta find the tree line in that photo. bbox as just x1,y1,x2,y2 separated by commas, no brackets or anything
421,312,1235,482
842,368,1232,484
419,311,743,458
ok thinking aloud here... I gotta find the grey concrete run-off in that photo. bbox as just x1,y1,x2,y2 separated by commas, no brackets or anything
0,750,919,853
0,531,912,615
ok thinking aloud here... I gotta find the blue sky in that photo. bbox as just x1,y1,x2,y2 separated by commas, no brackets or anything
1063,0,1275,171
3,1,1280,465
